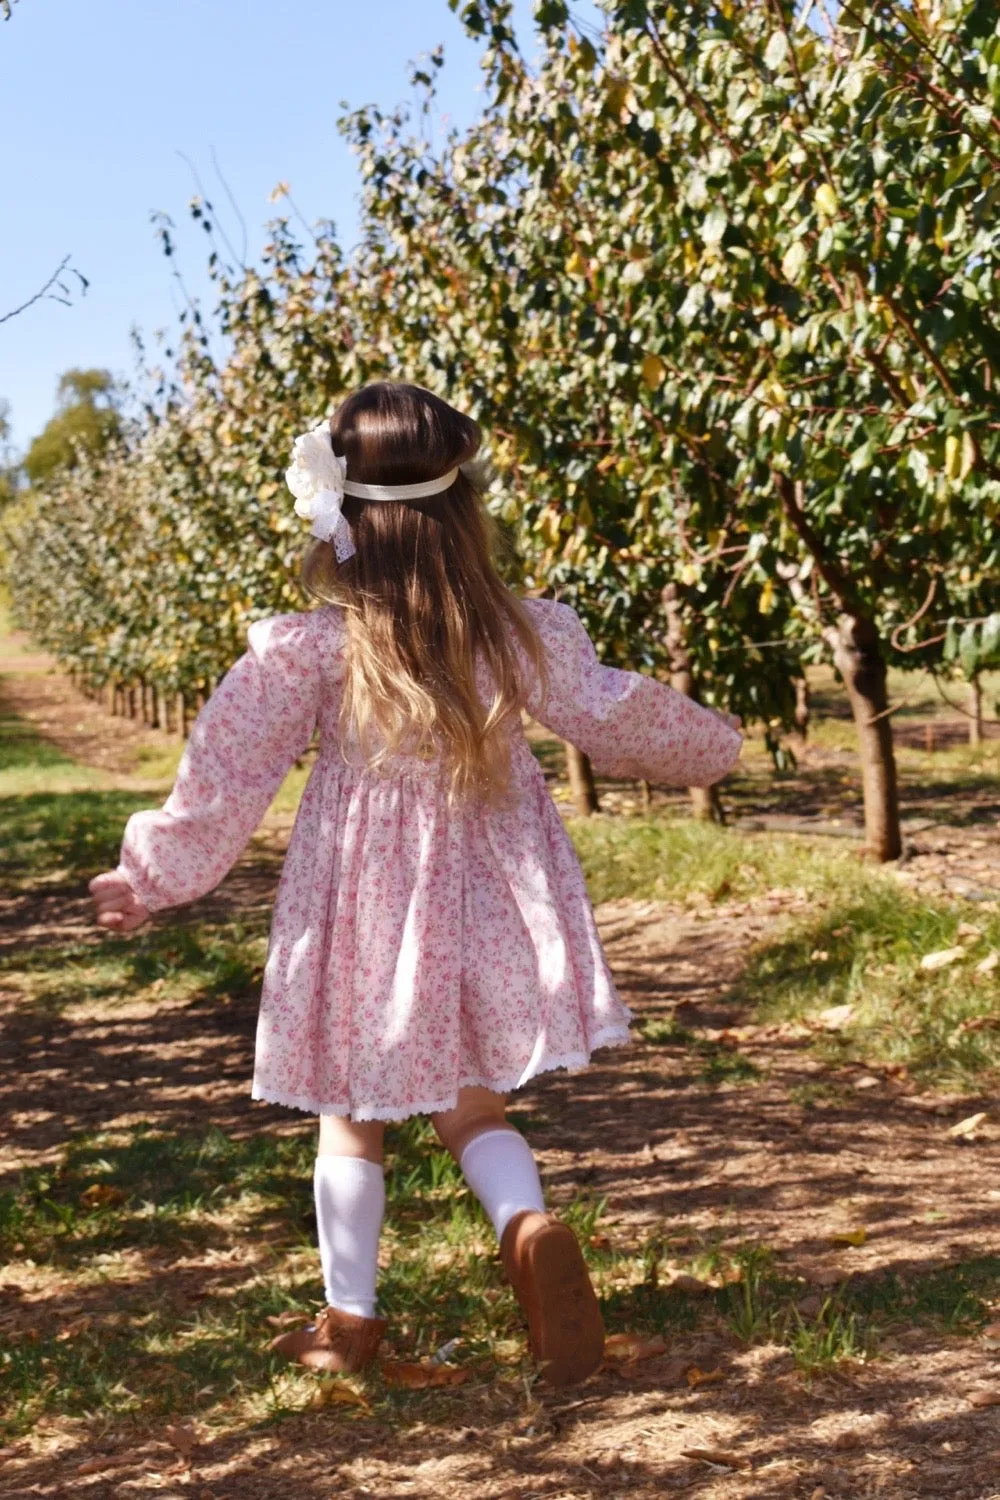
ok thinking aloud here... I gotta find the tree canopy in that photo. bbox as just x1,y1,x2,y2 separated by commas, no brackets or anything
22,369,122,486
4,0,999,860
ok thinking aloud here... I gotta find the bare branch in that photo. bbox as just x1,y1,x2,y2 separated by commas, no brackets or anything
0,255,87,327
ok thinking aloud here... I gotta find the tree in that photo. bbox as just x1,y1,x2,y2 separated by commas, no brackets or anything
340,0,999,857
5,1,999,865
23,369,122,485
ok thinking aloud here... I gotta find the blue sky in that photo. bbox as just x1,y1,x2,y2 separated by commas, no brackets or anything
1,0,595,452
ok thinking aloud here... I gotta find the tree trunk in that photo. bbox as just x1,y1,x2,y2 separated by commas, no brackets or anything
793,675,811,743
830,613,901,861
175,692,188,742
565,742,599,816
969,675,983,748
663,581,726,823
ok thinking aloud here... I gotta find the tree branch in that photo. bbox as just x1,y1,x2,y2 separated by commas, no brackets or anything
0,255,87,327
776,474,862,615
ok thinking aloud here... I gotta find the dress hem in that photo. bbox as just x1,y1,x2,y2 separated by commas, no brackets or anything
250,1024,634,1122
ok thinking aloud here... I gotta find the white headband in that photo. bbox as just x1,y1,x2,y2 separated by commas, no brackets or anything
285,421,459,562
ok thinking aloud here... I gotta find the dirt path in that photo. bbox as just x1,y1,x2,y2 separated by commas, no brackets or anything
2,642,1000,1500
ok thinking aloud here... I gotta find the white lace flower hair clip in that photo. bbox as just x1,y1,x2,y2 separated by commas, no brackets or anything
286,421,459,562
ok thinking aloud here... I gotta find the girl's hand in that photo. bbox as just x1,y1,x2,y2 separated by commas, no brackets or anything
89,871,150,933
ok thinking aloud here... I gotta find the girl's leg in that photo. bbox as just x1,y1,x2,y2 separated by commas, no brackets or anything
433,1086,604,1387
314,1115,386,1318
431,1087,545,1240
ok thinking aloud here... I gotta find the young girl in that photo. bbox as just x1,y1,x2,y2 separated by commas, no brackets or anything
90,383,742,1387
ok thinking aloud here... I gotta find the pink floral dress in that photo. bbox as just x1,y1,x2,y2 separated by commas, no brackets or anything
117,599,742,1121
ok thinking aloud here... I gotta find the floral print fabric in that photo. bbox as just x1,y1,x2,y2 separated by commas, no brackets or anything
118,600,742,1120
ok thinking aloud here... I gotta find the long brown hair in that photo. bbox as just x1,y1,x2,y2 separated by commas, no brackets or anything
301,382,544,798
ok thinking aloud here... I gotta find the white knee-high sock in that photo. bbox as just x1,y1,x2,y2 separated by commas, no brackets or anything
313,1156,385,1319
459,1128,546,1242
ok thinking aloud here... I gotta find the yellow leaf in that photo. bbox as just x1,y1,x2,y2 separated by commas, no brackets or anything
641,353,666,390
605,79,630,119
566,251,587,278
782,239,807,282
759,577,775,615
686,1365,725,1388
815,183,838,217
311,1380,371,1411
945,433,962,481
830,1228,866,1247
960,430,976,481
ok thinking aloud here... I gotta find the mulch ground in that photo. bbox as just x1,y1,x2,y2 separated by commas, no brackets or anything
2,643,1000,1500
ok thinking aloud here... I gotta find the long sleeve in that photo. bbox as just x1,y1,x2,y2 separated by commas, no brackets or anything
117,612,324,913
524,599,743,788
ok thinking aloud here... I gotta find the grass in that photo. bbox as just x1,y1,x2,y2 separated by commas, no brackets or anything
3,647,1000,1453
731,883,1000,1085
566,813,867,907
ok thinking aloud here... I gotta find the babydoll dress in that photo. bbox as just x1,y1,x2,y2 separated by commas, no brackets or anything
117,598,742,1121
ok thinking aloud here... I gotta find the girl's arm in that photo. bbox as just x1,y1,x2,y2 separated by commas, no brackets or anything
525,599,743,787
94,613,325,922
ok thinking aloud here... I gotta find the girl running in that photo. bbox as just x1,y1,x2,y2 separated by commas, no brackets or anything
90,383,742,1386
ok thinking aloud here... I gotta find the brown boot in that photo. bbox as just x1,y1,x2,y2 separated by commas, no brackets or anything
269,1305,386,1374
500,1211,605,1386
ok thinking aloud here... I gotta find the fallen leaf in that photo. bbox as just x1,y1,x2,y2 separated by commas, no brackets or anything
809,949,830,963
976,952,999,974
830,1228,866,1247
981,1322,1000,1350
920,947,965,971
79,1183,125,1209
163,1423,198,1459
76,1454,132,1475
818,1004,854,1031
311,1380,371,1411
811,1267,845,1288
948,1112,988,1139
381,1359,471,1389
853,1075,880,1090
967,1388,1000,1409
266,1310,310,1330
686,1365,725,1388
588,1233,612,1250
604,1332,667,1363
680,1447,749,1470
57,1314,92,1341
666,1272,712,1295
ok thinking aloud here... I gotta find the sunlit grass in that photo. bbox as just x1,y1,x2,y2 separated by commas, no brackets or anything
3,638,1000,1447
567,814,868,906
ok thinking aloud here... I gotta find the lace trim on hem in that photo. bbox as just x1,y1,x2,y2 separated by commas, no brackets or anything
251,1027,634,1123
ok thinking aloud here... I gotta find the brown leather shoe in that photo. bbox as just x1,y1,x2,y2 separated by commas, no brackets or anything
500,1211,605,1386
269,1305,386,1374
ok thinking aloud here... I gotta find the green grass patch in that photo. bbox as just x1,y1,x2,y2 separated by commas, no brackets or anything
566,815,864,907
0,787,159,892
733,885,1000,1085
